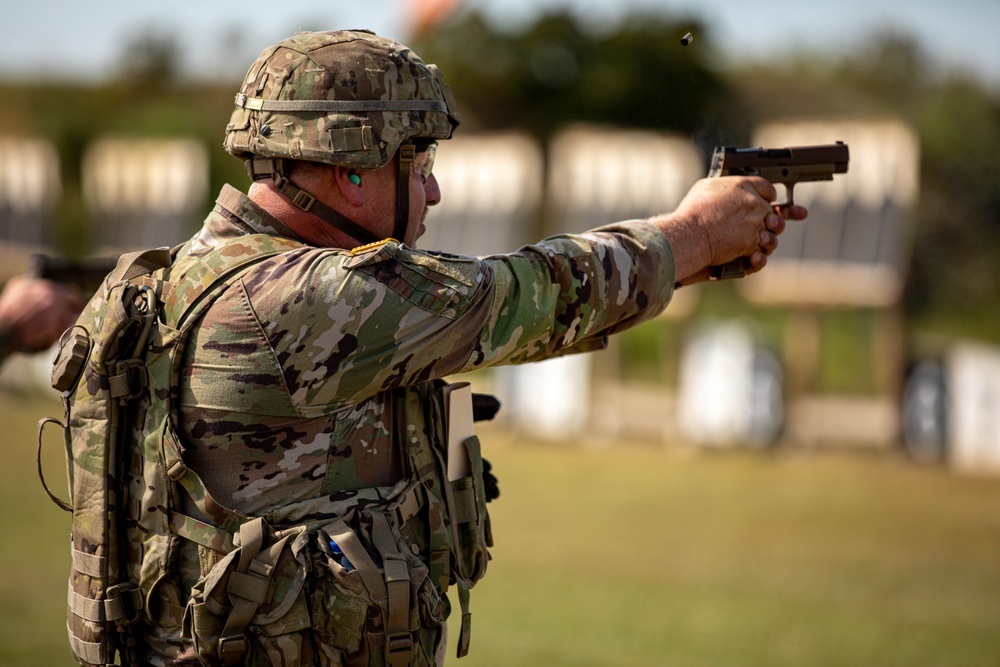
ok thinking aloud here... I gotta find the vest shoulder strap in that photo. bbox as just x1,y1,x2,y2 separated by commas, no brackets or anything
161,234,306,331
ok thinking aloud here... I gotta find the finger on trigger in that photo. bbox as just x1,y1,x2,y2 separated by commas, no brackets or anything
747,176,777,204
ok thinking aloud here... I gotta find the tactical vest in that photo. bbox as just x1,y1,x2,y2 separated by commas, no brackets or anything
39,234,493,666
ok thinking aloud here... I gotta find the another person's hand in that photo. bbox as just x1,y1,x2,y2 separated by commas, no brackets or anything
652,176,808,285
0,276,85,354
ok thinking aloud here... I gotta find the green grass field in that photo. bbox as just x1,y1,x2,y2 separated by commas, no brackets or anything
3,390,999,666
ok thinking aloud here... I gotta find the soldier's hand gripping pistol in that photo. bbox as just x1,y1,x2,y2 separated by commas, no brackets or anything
707,142,850,280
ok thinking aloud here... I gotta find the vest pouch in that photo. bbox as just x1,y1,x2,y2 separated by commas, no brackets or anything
310,513,445,666
184,519,316,667
448,434,492,585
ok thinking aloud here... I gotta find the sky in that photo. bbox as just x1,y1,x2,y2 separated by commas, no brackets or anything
1,0,999,91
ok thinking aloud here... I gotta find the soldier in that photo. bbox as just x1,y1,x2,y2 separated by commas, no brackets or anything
0,275,83,364
58,29,805,667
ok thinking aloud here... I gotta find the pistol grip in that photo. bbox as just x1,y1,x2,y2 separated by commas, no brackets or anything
709,258,749,281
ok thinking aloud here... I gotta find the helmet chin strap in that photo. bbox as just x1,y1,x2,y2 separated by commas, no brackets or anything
246,157,383,246
392,144,416,243
248,148,416,248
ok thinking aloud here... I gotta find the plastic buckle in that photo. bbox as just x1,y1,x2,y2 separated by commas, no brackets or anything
218,634,248,664
106,583,143,625
386,631,414,666
109,359,149,403
166,458,188,481
292,190,316,212
398,143,416,164
391,481,424,526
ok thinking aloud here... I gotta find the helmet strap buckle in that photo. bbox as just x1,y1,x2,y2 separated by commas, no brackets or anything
290,190,316,213
245,157,285,181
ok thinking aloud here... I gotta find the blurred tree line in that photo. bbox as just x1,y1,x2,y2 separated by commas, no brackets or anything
414,11,1000,343
0,28,246,253
0,10,997,342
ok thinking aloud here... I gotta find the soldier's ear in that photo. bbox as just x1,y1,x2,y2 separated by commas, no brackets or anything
334,166,364,206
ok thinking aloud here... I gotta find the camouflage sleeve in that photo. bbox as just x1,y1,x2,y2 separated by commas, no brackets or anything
474,220,675,364
244,220,674,412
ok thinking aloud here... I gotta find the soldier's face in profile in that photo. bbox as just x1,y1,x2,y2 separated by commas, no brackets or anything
366,144,441,247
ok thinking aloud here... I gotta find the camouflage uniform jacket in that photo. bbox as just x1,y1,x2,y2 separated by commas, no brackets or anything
176,184,675,518
150,182,675,662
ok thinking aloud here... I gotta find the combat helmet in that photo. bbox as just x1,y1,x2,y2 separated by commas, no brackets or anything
225,30,461,244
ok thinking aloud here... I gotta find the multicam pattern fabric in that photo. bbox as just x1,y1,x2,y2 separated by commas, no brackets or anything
135,181,676,663
225,30,461,170
67,178,676,666
176,184,676,517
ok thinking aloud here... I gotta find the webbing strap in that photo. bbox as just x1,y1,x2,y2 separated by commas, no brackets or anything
392,144,415,243
451,479,477,524
270,170,382,245
107,247,173,286
173,467,251,536
67,624,106,665
69,589,108,622
168,511,236,553
71,548,106,578
218,518,272,666
156,235,305,550
430,436,465,582
322,516,419,666
388,480,424,526
323,519,386,603
455,578,473,659
235,518,265,573
427,396,475,658
68,588,138,623
107,371,132,400
235,95,448,114
163,234,305,332
370,512,413,667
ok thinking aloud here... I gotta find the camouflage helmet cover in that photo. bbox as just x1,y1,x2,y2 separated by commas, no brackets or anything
225,30,461,169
